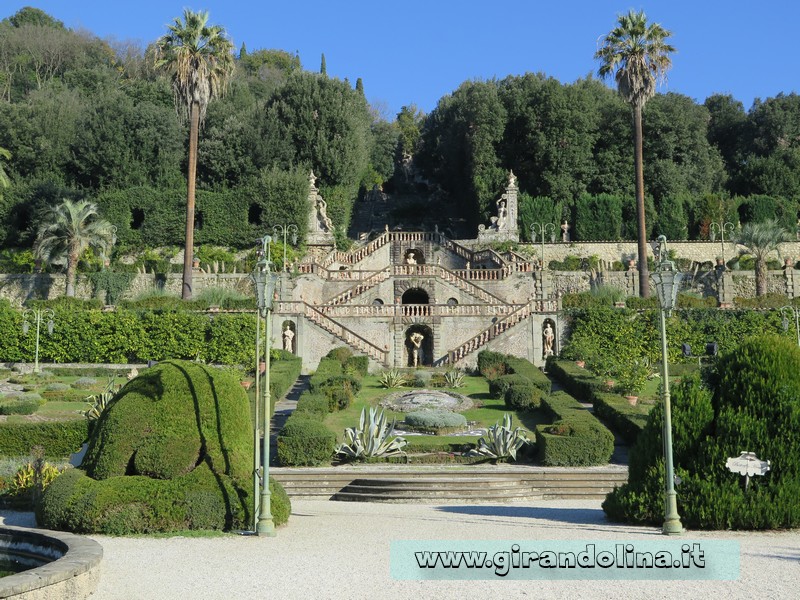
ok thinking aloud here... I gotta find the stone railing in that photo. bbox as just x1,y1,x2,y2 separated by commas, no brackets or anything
392,264,507,305
277,301,388,364
315,303,525,319
327,267,392,306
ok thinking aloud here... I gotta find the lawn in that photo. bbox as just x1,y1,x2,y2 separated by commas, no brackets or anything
323,372,548,449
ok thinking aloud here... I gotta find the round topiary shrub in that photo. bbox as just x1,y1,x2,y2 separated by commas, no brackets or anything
277,416,336,466
504,383,542,411
404,410,467,434
39,360,269,534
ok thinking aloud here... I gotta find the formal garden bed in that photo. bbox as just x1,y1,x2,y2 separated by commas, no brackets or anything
277,348,616,468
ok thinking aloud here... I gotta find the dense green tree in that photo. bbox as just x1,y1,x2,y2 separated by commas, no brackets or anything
518,194,563,241
736,219,791,296
3,7,64,29
418,80,507,230
0,146,9,190
155,9,235,300
705,94,747,173
34,199,115,296
320,53,326,76
499,74,599,203
596,10,675,297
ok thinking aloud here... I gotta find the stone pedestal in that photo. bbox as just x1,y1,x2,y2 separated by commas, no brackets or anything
477,171,520,243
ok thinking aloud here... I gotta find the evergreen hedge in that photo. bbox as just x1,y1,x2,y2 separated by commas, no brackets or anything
0,420,88,458
604,336,800,529
535,391,614,466
276,416,336,466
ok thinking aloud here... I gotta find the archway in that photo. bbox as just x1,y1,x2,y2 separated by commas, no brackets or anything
405,324,433,367
401,287,429,305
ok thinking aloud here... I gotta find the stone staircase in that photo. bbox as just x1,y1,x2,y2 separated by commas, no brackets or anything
271,466,628,503
302,303,388,365
436,299,557,366
327,267,392,306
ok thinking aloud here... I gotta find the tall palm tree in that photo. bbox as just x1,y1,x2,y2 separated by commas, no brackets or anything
736,219,791,296
596,10,674,298
34,200,116,297
155,10,235,300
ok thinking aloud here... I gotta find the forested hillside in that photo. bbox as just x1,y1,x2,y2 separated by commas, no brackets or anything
0,6,798,261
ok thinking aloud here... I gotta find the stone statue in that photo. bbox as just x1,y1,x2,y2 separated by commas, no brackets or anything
561,220,570,242
543,323,555,358
406,253,417,265
497,200,507,229
317,199,334,232
409,332,424,367
282,325,295,353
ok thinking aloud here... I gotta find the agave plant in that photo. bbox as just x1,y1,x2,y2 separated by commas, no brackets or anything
83,376,120,421
473,413,529,460
443,368,465,388
378,368,409,389
336,407,408,459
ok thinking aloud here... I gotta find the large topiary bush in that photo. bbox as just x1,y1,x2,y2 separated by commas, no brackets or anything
604,335,800,529
39,360,289,533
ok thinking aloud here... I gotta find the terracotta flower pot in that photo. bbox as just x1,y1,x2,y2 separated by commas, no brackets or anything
575,360,586,368
625,395,638,406
240,380,252,391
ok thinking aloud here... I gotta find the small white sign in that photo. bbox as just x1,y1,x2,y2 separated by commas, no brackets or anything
725,452,771,477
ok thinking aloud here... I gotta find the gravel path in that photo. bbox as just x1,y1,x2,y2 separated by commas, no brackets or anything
4,499,793,600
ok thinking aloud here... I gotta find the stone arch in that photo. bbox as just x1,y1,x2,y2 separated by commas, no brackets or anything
542,318,556,359
401,287,429,305
405,324,433,367
281,320,296,354
404,248,426,264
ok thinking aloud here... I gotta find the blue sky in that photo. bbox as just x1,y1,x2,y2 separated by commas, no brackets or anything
5,1,798,118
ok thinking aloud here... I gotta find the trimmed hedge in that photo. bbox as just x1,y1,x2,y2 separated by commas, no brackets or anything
276,416,336,466
294,393,330,418
0,420,88,457
592,392,650,444
505,357,552,393
535,391,614,466
489,374,529,399
268,353,302,416
505,383,542,411
547,358,651,444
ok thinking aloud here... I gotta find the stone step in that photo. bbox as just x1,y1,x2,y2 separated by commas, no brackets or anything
271,467,628,503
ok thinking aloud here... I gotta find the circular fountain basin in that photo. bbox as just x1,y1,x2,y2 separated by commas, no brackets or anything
0,526,102,599
379,389,474,413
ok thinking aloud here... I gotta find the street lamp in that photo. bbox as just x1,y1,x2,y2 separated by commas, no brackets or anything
251,234,278,537
780,305,800,347
22,308,54,374
272,224,298,272
709,221,735,270
651,235,684,536
530,222,556,300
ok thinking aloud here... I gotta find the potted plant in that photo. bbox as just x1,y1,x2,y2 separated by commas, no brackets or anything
617,358,650,404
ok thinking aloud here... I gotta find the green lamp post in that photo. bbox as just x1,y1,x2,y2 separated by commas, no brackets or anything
22,308,55,374
530,222,556,299
272,224,298,272
251,234,278,537
651,235,683,536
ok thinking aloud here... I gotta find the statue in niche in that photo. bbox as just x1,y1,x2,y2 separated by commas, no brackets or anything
409,331,424,367
543,322,555,358
282,325,295,353
405,252,417,265
561,221,570,242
